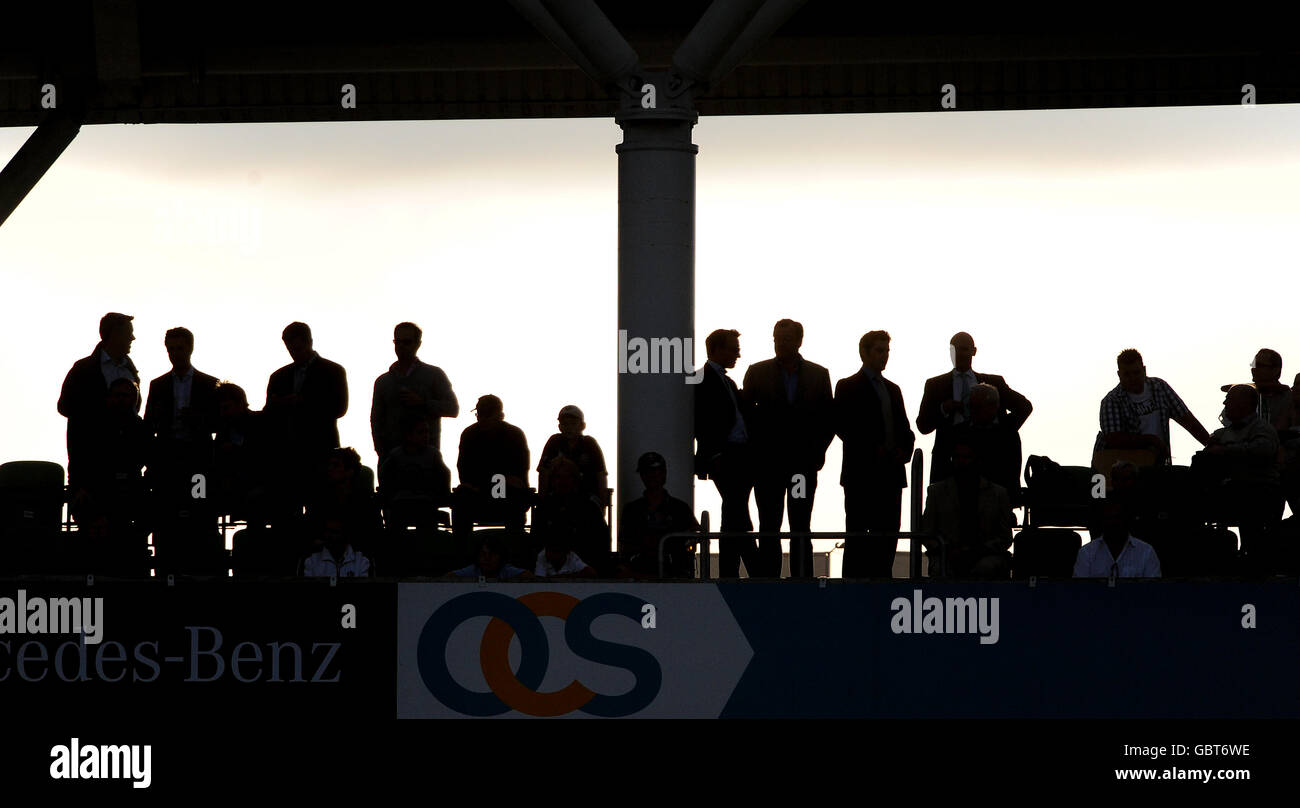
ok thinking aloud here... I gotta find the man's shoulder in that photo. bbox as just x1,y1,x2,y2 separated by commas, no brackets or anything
1100,383,1126,403
314,355,346,375
148,371,171,387
835,369,865,389
979,477,1009,497
976,372,1008,386
926,477,958,497
194,370,219,388
745,358,777,377
67,349,101,375
800,358,832,379
503,421,528,442
923,371,950,389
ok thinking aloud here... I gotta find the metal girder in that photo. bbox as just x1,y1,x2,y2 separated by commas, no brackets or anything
0,109,83,229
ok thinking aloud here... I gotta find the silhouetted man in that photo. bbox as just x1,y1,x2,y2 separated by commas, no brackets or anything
370,321,458,460
835,331,915,578
1074,497,1161,578
1219,348,1292,431
1095,348,1210,462
453,394,531,536
1197,384,1283,573
742,319,834,577
450,533,532,580
58,312,141,496
378,416,452,531
1283,373,1300,515
921,435,1013,579
143,327,221,573
533,456,608,570
963,383,1023,500
694,328,755,577
917,332,1031,485
212,382,272,524
620,452,699,579
265,322,349,519
74,377,150,576
537,404,609,504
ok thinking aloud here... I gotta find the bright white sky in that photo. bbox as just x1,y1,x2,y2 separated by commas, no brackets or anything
2,104,1297,575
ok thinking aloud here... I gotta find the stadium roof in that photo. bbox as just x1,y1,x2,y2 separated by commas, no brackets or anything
2,2,1298,126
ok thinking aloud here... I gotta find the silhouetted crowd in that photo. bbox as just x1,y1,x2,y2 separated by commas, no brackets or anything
43,312,1300,580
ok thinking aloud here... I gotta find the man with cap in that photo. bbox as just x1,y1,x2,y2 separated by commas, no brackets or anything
917,332,1032,486
453,394,531,536
619,452,699,578
1218,348,1292,431
537,404,609,504
1197,384,1284,573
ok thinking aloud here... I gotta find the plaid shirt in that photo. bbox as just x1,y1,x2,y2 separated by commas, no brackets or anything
1094,377,1189,454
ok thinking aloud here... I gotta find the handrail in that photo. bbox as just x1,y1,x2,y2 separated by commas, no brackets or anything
660,447,937,579
657,528,940,580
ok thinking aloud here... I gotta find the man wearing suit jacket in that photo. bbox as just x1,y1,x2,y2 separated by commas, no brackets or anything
742,319,834,578
143,327,221,573
694,328,755,578
835,330,915,578
58,312,141,498
265,322,349,520
917,332,1032,486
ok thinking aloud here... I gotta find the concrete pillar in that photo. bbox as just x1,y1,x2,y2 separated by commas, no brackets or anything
614,90,698,549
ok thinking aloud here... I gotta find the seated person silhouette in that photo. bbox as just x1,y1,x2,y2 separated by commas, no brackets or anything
450,533,532,580
378,416,452,531
537,404,609,506
306,448,382,561
453,395,531,536
1219,348,1293,430
920,435,1013,579
619,452,699,579
1074,496,1161,578
1195,384,1283,573
964,383,1024,502
535,533,598,578
302,514,372,578
212,382,273,525
533,457,609,569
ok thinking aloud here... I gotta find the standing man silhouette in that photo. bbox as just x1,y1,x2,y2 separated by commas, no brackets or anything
143,327,221,573
265,322,349,524
694,328,755,577
742,319,834,577
835,331,915,578
370,321,458,462
917,332,1032,485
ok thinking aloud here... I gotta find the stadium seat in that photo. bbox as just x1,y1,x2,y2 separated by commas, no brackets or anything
1012,527,1082,578
0,460,65,534
1023,456,1095,527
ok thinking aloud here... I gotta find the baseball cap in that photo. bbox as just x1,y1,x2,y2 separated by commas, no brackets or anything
636,451,666,472
558,404,584,420
473,394,503,415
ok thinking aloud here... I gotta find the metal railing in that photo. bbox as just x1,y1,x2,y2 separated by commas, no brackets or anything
659,449,941,579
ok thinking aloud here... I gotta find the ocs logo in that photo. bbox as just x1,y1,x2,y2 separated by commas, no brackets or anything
417,591,662,717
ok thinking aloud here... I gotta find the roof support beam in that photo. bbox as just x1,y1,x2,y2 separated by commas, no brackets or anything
0,109,83,229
